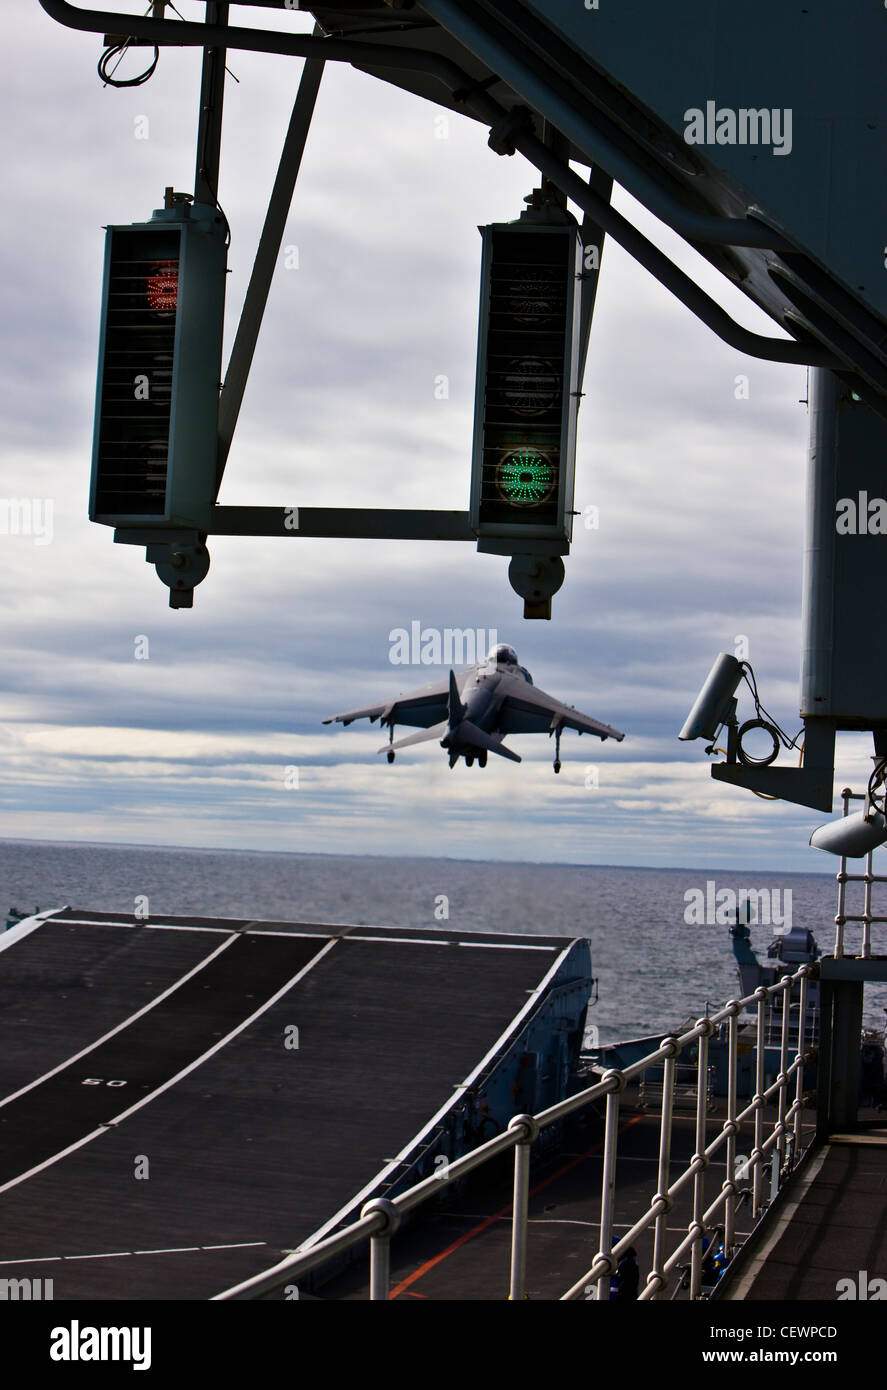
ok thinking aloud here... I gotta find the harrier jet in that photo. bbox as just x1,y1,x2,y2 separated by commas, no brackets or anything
323,644,625,772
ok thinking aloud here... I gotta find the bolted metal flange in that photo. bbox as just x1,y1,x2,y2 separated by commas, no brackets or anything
601,1067,628,1093
507,553,565,620
508,1112,540,1144
153,541,211,608
361,1197,401,1240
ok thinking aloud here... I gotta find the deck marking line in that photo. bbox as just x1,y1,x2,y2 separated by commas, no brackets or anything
94,938,338,1130
388,1114,644,1299
0,1241,267,1267
240,930,333,940
346,936,450,947
128,1247,193,1255
0,933,240,1109
456,942,557,952
0,938,338,1195
202,1242,267,1251
131,924,230,934
346,937,555,952
297,940,581,1254
0,910,67,955
0,1124,109,1195
56,918,230,935
66,1251,131,1261
0,1256,63,1267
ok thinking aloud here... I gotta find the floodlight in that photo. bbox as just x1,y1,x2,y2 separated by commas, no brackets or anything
809,809,887,857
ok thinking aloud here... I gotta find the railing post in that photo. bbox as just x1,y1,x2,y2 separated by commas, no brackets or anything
689,1019,713,1299
776,977,791,1177
862,846,874,959
834,787,851,958
753,987,767,1217
508,1114,539,1301
648,1038,679,1299
724,1006,739,1255
793,971,809,1163
361,1198,401,1301
595,1075,625,1300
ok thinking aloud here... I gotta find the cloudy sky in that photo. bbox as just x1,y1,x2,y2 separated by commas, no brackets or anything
2,2,872,871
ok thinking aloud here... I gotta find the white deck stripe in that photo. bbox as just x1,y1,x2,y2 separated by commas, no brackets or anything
0,1124,109,1196
0,1241,266,1267
0,909,66,955
66,1251,131,1260
347,935,450,946
105,937,336,1126
51,918,231,934
215,937,582,1300
343,935,556,951
126,923,230,934
0,934,240,1110
0,939,337,1196
234,930,333,939
0,1256,63,1266
456,941,557,951
297,938,578,1252
48,917,557,950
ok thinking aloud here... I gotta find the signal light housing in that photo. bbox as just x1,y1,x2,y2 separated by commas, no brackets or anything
470,211,582,547
90,201,227,532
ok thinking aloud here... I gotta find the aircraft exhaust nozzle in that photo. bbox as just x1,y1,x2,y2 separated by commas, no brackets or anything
442,720,521,763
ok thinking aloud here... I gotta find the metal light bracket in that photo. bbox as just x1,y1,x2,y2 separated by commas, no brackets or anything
711,718,836,812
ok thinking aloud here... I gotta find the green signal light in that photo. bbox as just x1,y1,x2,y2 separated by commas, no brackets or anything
496,451,555,506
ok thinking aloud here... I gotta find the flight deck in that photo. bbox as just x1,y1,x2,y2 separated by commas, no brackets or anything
0,908,591,1299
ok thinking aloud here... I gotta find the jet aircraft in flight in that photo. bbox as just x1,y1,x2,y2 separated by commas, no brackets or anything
323,644,625,772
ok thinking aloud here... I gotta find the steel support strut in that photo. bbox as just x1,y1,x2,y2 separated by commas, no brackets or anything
194,2,228,207
216,38,325,486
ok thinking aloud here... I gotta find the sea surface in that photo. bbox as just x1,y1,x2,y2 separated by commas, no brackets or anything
2,838,885,1041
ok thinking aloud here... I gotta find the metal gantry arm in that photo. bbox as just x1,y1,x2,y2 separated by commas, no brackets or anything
38,0,793,253
193,1,228,208
38,0,842,373
42,0,857,616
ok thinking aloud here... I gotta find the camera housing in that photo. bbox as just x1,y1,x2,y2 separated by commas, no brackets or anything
679,653,744,743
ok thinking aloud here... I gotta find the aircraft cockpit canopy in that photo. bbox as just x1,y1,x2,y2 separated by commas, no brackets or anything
489,644,519,666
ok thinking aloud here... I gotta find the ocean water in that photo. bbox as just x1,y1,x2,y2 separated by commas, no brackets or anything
2,838,885,1041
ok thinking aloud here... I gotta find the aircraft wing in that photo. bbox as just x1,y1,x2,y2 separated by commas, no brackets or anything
496,675,625,742
323,674,458,729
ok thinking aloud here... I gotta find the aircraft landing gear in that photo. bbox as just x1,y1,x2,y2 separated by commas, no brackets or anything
554,759,561,774
478,751,487,768
387,749,395,764
448,754,458,769
553,724,562,774
466,755,474,767
386,725,395,764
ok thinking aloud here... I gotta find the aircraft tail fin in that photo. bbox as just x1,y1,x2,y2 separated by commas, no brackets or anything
447,670,465,728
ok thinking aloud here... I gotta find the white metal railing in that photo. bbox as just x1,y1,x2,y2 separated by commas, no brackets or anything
834,787,887,959
639,1061,716,1113
213,963,817,1303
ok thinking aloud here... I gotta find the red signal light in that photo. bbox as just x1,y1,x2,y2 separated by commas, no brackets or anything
146,260,179,312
